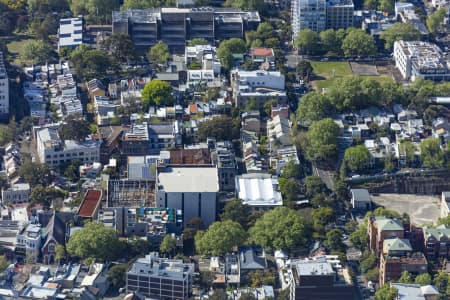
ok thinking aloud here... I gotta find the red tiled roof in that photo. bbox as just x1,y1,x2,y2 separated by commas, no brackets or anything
251,47,274,57
78,190,102,218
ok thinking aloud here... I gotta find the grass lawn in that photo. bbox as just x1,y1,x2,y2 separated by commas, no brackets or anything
6,38,35,64
311,61,394,90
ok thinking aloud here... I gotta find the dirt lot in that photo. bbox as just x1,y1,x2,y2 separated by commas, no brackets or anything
371,193,441,226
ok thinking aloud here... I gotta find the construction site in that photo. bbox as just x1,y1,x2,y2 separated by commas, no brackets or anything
106,179,155,208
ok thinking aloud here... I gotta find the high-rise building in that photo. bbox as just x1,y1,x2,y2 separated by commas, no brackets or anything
0,52,8,118
292,0,326,38
326,0,354,30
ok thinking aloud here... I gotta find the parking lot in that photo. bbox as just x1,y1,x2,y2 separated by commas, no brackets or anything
371,193,441,226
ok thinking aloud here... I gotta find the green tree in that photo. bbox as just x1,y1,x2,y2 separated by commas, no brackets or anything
108,264,127,287
199,270,214,290
305,175,328,198
434,271,450,295
188,38,209,46
160,235,177,256
66,222,122,262
320,29,344,55
427,8,446,34
121,0,176,9
399,141,417,167
249,207,310,251
296,60,313,81
148,41,170,65
102,34,136,63
295,29,320,55
415,273,432,285
217,38,247,69
60,115,90,141
360,252,377,273
210,289,228,300
306,118,340,164
420,138,444,168
197,116,240,141
343,145,371,173
221,199,252,230
324,229,347,252
296,92,332,125
225,0,265,11
380,22,421,49
398,270,413,283
248,269,276,287
70,46,112,80
278,178,301,206
375,284,397,300
379,0,394,14
0,255,8,273
364,0,378,10
22,40,54,65
18,162,52,187
141,80,174,109
70,0,118,23
281,161,301,179
195,220,247,256
437,215,450,226
239,293,257,300
311,207,334,236
341,29,376,57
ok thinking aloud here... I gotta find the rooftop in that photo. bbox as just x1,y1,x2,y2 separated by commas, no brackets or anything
391,283,438,300
375,216,404,231
395,40,448,72
383,237,412,253
128,253,194,280
58,17,83,48
236,173,282,207
158,166,219,193
78,190,102,218
251,47,274,57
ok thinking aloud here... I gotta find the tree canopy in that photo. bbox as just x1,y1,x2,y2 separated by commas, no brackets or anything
66,222,122,262
148,41,170,65
295,29,320,55
341,28,376,57
297,92,332,125
141,80,174,109
197,116,240,141
18,161,52,187
195,220,247,256
121,0,176,9
343,145,371,173
22,40,54,65
216,38,247,69
426,8,446,34
102,34,137,63
160,235,177,256
60,115,90,141
306,118,340,164
221,199,253,230
70,45,112,80
70,0,118,23
420,138,444,168
375,284,397,300
380,22,421,49
249,207,310,251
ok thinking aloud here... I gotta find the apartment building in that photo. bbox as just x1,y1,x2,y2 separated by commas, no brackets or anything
326,0,354,30
210,141,237,191
58,17,84,51
1,183,30,204
292,0,326,38
126,252,195,299
423,225,450,259
156,166,219,226
368,216,404,255
121,122,180,155
0,52,9,117
15,224,42,264
112,8,260,53
231,70,286,109
36,127,100,168
394,40,450,82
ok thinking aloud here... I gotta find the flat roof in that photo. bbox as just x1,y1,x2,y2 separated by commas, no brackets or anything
158,166,218,192
78,190,102,218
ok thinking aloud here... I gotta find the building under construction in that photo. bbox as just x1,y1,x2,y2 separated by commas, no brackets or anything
107,179,155,207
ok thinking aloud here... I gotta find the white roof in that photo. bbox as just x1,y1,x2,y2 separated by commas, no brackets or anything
158,167,219,193
58,17,83,48
236,174,282,207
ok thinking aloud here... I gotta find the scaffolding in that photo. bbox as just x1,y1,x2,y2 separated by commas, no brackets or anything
107,179,155,208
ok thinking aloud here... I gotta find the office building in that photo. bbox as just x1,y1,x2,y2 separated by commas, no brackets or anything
112,8,260,52
1,183,30,204
58,17,84,51
326,0,354,30
394,40,450,82
156,166,219,226
36,127,100,168
231,70,286,109
285,256,356,300
292,0,326,38
126,252,195,299
0,52,9,117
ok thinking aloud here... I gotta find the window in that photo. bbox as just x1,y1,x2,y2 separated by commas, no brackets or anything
48,243,55,252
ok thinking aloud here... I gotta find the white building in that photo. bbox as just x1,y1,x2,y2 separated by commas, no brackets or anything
16,224,42,263
0,52,9,117
1,183,30,204
267,115,292,152
58,17,84,51
231,70,286,108
156,166,219,226
292,0,326,38
36,127,100,168
394,40,450,82
235,173,283,209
